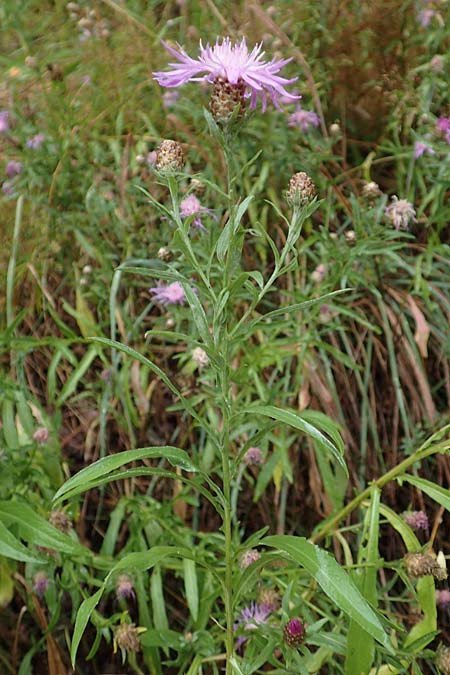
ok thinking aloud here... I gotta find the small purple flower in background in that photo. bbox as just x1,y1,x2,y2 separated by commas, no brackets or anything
179,194,216,230
402,510,429,530
33,427,49,444
417,9,437,27
311,264,327,284
437,116,450,144
150,281,189,306
385,196,416,231
116,575,135,601
414,141,435,159
0,110,9,133
2,181,14,195
33,571,49,596
244,446,263,465
436,590,450,609
6,160,23,178
26,133,46,149
162,90,179,108
430,55,444,73
288,106,320,133
153,37,299,112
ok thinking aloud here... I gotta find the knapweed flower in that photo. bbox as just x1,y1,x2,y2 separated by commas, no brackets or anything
240,549,261,569
404,552,447,580
116,575,135,601
414,141,435,158
153,37,299,120
258,588,280,612
286,171,316,206
157,246,172,261
436,590,450,609
179,194,216,230
288,106,320,133
430,55,444,73
417,9,437,27
26,133,45,149
0,110,9,133
6,160,23,179
155,139,184,171
33,571,49,596
311,264,327,284
234,601,271,648
437,116,450,144
2,181,14,195
150,281,189,306
162,90,179,108
283,618,306,648
385,196,416,231
436,644,450,675
244,446,263,465
402,510,429,530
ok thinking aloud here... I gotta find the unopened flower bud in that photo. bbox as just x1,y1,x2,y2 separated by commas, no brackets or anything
49,509,72,534
286,172,316,206
210,76,246,123
244,446,263,465
283,618,305,648
166,317,176,329
402,510,429,531
311,264,327,284
82,264,92,275
192,347,209,369
436,644,450,675
344,229,357,245
240,549,261,569
114,623,141,652
33,571,49,596
329,122,341,136
33,427,49,444
430,55,444,73
436,590,450,609
362,181,382,201
404,552,447,580
155,139,185,172
157,246,172,261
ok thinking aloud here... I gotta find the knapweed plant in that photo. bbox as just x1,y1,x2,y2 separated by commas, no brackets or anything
2,9,450,675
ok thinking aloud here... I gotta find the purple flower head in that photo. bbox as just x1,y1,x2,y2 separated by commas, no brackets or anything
288,106,320,132
33,571,49,596
437,117,450,144
153,37,300,112
33,427,49,444
150,281,191,306
245,446,263,465
240,549,261,569
26,133,46,149
162,90,179,108
417,9,436,27
2,181,14,195
436,590,450,609
430,55,444,73
385,196,416,231
179,194,216,230
116,574,135,601
414,141,435,159
402,510,429,530
283,617,306,648
6,160,23,178
0,110,9,133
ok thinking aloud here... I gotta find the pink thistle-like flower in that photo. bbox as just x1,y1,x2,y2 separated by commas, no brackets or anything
33,571,49,596
244,446,263,465
116,575,135,601
26,133,46,149
437,117,450,144
283,617,306,648
0,110,9,133
240,549,261,569
153,37,299,112
234,601,272,648
288,106,320,132
430,55,444,73
414,141,435,158
33,427,49,444
385,196,416,231
150,281,190,306
179,194,216,230
436,590,450,609
417,9,436,27
2,181,14,195
311,264,327,283
402,510,429,530
6,160,23,178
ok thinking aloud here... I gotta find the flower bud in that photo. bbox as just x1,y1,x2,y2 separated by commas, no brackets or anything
155,139,185,172
436,644,450,675
210,76,246,123
404,552,446,580
286,172,316,207
192,347,209,369
244,446,263,465
283,617,305,648
240,549,261,569
49,509,72,534
362,181,382,201
402,510,429,531
114,623,141,652
116,574,135,601
436,590,450,609
157,246,172,261
33,427,49,444
33,571,49,596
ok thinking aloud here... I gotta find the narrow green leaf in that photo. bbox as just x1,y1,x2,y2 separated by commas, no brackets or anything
53,447,198,504
398,475,450,512
183,558,199,622
404,576,437,650
107,546,187,580
151,565,169,631
264,535,393,653
0,520,45,563
56,346,98,406
245,405,347,475
71,588,104,666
